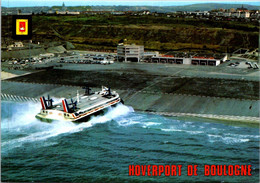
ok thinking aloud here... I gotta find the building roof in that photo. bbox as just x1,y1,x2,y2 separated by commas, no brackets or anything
164,51,225,60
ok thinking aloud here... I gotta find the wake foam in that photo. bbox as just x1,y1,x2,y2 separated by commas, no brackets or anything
207,134,250,144
1,101,41,129
142,122,161,128
161,128,204,134
1,102,134,151
88,103,134,124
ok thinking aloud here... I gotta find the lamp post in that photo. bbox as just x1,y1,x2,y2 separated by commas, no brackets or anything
258,20,260,63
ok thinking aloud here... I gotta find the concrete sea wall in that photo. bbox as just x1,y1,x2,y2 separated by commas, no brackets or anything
2,81,259,122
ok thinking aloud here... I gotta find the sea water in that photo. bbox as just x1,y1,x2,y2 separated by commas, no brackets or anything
1,101,259,182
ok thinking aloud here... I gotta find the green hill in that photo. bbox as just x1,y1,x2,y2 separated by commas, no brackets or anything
1,14,259,53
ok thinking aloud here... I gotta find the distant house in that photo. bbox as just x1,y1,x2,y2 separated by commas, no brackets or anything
7,42,24,50
56,11,80,15
142,10,150,15
222,12,231,17
231,10,250,18
240,12,250,18
176,11,185,15
234,5,250,18
14,42,24,47
67,11,80,15
217,12,224,16
250,10,260,19
110,11,125,15
231,12,241,18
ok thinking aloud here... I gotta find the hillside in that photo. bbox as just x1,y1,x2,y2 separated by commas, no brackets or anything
2,15,259,53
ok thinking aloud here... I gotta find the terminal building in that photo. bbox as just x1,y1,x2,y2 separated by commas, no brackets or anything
116,44,227,66
151,52,227,66
117,44,144,62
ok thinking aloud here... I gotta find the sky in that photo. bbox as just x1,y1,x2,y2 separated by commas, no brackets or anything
2,0,260,7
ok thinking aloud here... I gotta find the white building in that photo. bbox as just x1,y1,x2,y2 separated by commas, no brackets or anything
7,42,24,50
223,12,231,17
240,12,250,18
151,53,227,66
231,12,241,18
143,51,159,57
56,11,80,15
8,42,24,48
117,44,144,62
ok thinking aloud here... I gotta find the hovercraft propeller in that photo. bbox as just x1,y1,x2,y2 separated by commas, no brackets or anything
40,95,54,109
69,98,78,111
46,95,54,108
83,86,92,95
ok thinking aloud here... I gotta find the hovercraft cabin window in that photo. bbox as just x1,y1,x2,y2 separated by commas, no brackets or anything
64,113,70,117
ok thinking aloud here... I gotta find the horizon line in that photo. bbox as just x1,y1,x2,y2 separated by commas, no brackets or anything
2,1,260,8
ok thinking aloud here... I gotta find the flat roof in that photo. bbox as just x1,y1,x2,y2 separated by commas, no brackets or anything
161,51,226,59
54,93,114,112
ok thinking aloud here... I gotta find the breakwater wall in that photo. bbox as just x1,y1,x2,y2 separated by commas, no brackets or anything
119,90,259,118
1,93,39,103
